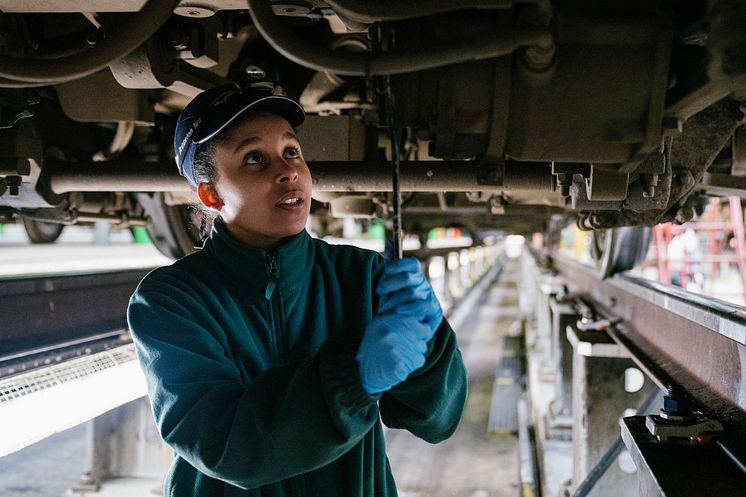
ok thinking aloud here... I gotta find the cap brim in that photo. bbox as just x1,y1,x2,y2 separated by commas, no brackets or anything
195,95,305,145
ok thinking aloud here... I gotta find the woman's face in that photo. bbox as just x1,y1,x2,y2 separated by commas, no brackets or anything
208,111,312,249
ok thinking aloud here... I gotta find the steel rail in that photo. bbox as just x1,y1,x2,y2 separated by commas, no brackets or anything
550,254,746,468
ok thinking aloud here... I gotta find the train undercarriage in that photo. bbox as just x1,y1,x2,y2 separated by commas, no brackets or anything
0,0,743,275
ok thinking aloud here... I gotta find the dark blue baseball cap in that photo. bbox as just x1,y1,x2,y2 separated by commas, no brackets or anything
174,82,305,187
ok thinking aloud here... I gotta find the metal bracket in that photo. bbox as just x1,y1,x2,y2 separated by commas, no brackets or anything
645,414,724,443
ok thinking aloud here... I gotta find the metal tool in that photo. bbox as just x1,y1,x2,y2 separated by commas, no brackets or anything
384,85,402,261
380,75,403,261
378,24,403,262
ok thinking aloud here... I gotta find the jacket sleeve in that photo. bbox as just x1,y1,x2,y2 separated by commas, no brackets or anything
378,317,467,443
127,276,380,491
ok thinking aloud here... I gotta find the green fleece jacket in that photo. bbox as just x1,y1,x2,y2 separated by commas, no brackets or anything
127,221,467,496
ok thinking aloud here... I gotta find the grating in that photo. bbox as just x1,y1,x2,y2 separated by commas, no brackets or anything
0,344,138,405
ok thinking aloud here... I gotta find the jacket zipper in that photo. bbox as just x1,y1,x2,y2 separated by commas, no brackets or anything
265,254,283,363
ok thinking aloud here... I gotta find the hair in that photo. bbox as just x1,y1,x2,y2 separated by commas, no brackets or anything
191,137,220,211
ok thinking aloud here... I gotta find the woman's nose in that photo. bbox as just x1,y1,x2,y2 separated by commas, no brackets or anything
277,161,298,183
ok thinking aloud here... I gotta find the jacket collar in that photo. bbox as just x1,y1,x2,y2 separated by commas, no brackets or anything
203,220,313,298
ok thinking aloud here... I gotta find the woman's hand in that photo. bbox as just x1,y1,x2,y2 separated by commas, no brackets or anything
355,314,432,395
377,258,443,334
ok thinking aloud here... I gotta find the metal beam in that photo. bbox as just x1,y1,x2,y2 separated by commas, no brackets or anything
0,270,148,361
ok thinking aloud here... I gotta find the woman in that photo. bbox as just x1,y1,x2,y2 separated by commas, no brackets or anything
127,81,467,497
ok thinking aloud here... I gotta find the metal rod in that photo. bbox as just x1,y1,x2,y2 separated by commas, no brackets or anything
43,159,554,194
381,71,403,261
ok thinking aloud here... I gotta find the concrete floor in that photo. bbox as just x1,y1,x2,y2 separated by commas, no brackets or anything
385,261,520,497
0,423,88,497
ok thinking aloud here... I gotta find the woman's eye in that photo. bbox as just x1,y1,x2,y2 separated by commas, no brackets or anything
245,152,263,165
284,147,300,159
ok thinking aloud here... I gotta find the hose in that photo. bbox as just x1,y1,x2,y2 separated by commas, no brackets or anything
324,0,547,24
92,122,136,162
0,0,180,85
247,0,551,76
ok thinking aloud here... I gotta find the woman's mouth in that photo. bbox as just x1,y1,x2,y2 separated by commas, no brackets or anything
276,191,306,210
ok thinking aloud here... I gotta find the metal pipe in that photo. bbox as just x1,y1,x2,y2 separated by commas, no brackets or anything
45,160,191,194
0,0,180,84
247,0,551,76
44,160,554,194
325,0,524,23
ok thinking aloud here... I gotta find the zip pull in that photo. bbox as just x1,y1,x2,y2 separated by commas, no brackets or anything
265,255,279,300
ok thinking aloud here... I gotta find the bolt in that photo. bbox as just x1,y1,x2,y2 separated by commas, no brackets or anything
667,384,683,397
674,206,695,224
245,65,267,80
640,174,658,198
6,176,21,196
167,29,188,50
660,384,694,421
556,173,572,198
85,30,100,48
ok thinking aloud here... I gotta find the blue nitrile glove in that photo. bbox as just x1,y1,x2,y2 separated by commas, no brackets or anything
356,313,432,394
377,257,443,334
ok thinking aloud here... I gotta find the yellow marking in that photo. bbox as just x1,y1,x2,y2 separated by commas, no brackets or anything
522,482,535,497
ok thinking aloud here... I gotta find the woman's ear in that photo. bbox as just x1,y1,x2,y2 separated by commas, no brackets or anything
197,183,224,211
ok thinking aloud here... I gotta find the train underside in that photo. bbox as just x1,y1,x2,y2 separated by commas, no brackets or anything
0,0,743,272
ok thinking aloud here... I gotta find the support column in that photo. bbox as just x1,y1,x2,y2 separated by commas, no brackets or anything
75,397,172,495
568,323,656,497
546,297,576,437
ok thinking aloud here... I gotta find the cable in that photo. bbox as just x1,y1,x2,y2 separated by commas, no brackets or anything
325,0,523,23
247,0,551,76
0,77,48,88
0,0,180,85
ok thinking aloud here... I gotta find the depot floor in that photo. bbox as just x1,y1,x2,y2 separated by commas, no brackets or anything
0,239,522,497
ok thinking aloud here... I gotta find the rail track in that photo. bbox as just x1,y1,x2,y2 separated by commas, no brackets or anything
545,253,746,495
